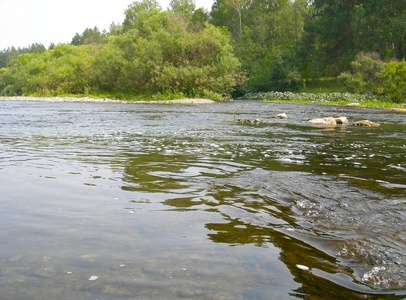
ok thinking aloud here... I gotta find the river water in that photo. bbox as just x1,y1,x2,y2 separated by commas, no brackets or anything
0,100,405,299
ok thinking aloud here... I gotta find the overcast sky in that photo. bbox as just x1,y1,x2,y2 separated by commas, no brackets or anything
0,0,213,50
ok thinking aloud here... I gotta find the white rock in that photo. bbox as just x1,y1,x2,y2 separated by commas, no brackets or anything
89,276,99,281
308,117,337,125
335,116,349,125
296,264,310,271
275,113,288,119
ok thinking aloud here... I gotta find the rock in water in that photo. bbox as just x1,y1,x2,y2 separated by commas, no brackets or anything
275,113,288,119
353,120,380,127
335,116,349,125
296,264,310,271
308,117,337,126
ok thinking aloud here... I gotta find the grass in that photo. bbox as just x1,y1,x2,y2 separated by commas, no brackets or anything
264,98,403,109
243,91,405,110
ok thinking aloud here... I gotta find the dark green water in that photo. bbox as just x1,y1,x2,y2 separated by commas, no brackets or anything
0,100,405,299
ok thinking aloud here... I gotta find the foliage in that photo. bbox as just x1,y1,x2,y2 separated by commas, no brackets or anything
1,0,239,99
268,49,302,92
71,27,104,46
107,6,239,97
303,0,406,76
2,0,406,98
339,54,406,103
1,45,96,96
338,52,384,94
211,0,308,93
377,61,406,103
0,43,46,69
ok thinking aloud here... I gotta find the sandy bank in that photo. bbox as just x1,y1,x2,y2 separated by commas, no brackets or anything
0,96,215,104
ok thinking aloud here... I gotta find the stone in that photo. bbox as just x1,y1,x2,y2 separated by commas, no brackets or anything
352,120,380,127
335,116,349,125
308,117,337,126
237,119,271,124
296,264,310,271
274,113,288,119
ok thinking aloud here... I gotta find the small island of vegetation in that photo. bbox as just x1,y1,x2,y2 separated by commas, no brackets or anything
0,0,405,107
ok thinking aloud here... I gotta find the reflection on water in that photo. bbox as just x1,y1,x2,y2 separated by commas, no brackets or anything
0,100,405,299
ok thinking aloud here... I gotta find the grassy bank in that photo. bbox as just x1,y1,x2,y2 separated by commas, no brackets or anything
243,91,406,110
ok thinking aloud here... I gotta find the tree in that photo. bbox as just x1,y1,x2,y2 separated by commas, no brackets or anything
70,27,103,46
93,2,240,98
225,0,247,36
211,0,307,92
1,44,97,96
169,0,195,20
302,0,406,76
210,0,241,39
122,0,162,33
169,0,209,30
0,44,46,69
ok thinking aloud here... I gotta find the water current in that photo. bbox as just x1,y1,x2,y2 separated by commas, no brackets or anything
0,100,405,299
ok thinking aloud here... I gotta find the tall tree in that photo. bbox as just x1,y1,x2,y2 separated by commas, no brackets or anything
303,0,406,76
212,0,307,92
71,27,103,46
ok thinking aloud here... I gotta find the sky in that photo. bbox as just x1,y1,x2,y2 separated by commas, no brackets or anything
0,0,214,50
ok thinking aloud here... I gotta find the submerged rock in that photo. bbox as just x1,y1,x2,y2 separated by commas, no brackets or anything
274,113,288,119
296,264,310,271
237,119,272,124
352,120,381,127
238,115,380,127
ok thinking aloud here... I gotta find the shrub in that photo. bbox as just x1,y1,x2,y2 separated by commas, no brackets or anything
338,52,384,94
377,61,406,103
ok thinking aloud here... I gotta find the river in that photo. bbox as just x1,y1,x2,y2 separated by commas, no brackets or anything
0,100,405,299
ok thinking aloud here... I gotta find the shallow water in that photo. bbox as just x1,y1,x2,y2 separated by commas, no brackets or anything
0,100,405,299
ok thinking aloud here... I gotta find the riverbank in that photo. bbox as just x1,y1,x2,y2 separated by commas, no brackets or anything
263,98,406,112
242,91,406,111
0,96,215,104
1,95,405,111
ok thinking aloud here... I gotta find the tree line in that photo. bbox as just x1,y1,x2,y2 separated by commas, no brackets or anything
0,0,405,101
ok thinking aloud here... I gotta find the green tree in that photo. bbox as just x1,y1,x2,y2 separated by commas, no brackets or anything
169,0,209,30
338,52,384,94
71,27,103,46
1,0,240,99
211,0,307,92
169,0,195,20
378,61,406,103
122,0,162,33
302,0,406,76
2,44,97,96
94,1,240,98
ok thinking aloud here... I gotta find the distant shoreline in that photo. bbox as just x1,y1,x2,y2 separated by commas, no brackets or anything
0,96,215,104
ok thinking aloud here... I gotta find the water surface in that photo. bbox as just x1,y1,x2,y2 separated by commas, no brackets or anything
1,100,405,299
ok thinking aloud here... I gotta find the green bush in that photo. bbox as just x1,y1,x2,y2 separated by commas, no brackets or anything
338,52,406,103
95,6,240,98
338,52,384,94
377,61,406,103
